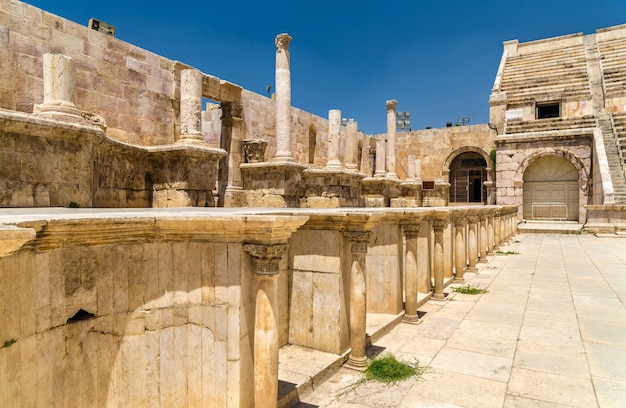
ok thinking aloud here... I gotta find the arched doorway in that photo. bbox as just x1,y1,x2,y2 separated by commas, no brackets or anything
522,155,579,221
449,152,488,203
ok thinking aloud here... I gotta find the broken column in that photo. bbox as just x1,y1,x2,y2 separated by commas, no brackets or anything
178,69,205,144
244,244,288,408
274,33,294,162
374,137,386,177
34,54,81,119
385,100,398,179
220,101,245,206
325,109,343,170
345,119,359,172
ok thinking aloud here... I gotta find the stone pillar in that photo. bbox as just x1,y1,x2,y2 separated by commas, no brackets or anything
466,216,478,272
385,100,398,179
33,54,82,120
487,214,495,255
326,109,343,169
244,244,288,408
220,101,245,207
478,215,488,263
453,217,466,283
178,69,205,144
432,219,446,300
443,221,453,280
415,158,422,181
274,33,294,162
494,213,501,251
374,137,386,177
417,221,431,294
403,224,421,324
344,231,370,369
345,119,359,171
406,155,416,180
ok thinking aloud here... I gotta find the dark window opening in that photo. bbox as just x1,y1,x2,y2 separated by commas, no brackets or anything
537,103,560,119
67,309,95,323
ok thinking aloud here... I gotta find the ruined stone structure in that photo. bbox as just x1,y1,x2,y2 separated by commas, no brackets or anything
0,0,625,406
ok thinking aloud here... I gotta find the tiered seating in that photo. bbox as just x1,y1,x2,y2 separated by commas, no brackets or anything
505,115,596,134
500,44,591,105
613,112,626,157
597,37,626,98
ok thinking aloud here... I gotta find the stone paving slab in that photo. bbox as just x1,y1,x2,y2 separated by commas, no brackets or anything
292,234,626,407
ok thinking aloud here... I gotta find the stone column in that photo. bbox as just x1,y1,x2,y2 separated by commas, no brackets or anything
374,137,386,177
443,221,453,280
344,231,370,369
244,244,288,408
33,54,82,120
403,224,421,324
417,221,431,294
326,109,343,170
466,216,478,272
478,215,488,263
406,155,416,180
494,213,501,251
220,101,245,207
415,158,422,181
386,100,398,179
453,217,466,283
274,33,294,162
487,214,495,255
345,119,359,171
178,69,205,144
432,219,446,300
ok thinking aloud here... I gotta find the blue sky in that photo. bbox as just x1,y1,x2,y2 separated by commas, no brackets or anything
25,0,626,134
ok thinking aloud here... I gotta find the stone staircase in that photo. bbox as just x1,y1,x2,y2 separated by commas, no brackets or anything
598,117,626,203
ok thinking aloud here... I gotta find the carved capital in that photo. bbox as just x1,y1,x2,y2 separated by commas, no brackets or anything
275,33,292,51
403,224,420,239
343,231,370,254
466,215,478,224
452,217,466,228
244,244,288,275
386,100,397,111
432,219,447,233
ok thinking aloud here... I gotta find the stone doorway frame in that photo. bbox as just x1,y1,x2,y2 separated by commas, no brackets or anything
443,147,494,204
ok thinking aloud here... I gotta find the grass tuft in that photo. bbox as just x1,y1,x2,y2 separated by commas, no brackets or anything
364,354,419,383
452,284,488,295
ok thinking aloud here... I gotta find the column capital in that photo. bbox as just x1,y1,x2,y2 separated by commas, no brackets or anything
452,217,466,228
244,244,288,275
432,219,447,233
466,215,478,224
221,101,243,119
386,100,397,111
402,224,420,238
275,33,292,51
343,231,370,253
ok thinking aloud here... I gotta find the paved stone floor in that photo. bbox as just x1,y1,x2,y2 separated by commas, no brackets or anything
294,234,626,408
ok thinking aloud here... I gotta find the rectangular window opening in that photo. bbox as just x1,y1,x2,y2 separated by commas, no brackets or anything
536,102,560,119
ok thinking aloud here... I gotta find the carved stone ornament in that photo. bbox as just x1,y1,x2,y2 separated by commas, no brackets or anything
244,244,288,275
403,224,420,239
343,231,370,254
275,33,292,50
386,100,397,111
242,139,268,163
432,219,447,233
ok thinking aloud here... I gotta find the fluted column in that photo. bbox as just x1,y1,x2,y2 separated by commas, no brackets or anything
453,217,466,283
244,244,288,408
345,119,359,171
274,33,294,162
466,215,478,272
478,215,488,263
344,230,370,368
432,219,446,300
326,109,343,170
386,100,398,179
178,69,205,144
403,224,421,324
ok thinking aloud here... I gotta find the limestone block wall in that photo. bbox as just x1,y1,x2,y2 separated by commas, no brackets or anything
0,221,256,407
393,124,494,181
366,223,403,314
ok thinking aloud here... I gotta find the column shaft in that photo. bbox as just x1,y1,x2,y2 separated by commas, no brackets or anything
326,109,343,169
403,226,420,323
467,216,478,272
274,33,294,162
179,69,204,143
479,216,488,263
345,231,370,368
454,219,466,283
432,221,446,300
386,100,398,179
345,119,358,171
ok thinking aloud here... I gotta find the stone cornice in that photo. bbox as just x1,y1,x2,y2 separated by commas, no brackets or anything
0,225,36,257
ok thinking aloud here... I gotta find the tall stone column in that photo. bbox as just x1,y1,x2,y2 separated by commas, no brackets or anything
244,244,288,408
274,33,294,162
443,222,453,280
478,215,488,263
417,221,431,294
326,109,343,170
487,214,495,255
403,224,421,324
466,216,478,272
406,155,416,180
178,69,205,144
220,101,245,207
494,213,501,251
432,219,446,300
453,217,466,283
374,137,386,177
345,119,359,171
385,100,398,179
344,231,370,369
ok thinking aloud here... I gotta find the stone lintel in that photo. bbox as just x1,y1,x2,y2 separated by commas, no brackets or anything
0,225,36,257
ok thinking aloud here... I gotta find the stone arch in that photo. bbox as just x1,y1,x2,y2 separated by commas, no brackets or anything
443,147,492,204
442,146,493,183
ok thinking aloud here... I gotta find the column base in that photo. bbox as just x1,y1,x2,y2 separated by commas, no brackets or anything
177,134,207,145
478,259,488,263
431,293,448,302
466,266,478,273
345,355,368,371
453,278,465,284
402,314,422,325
